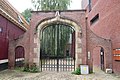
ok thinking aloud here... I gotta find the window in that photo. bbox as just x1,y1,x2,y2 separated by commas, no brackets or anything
18,15,24,24
90,14,99,25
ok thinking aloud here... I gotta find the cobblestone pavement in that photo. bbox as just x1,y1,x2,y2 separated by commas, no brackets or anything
0,70,120,80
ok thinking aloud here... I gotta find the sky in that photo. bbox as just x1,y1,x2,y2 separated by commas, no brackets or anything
7,0,82,13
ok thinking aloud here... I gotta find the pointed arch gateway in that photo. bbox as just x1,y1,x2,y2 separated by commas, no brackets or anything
36,13,82,72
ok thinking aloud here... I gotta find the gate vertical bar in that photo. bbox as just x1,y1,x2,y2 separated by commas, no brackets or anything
40,29,44,71
74,31,75,71
54,25,55,71
57,24,59,72
62,25,64,71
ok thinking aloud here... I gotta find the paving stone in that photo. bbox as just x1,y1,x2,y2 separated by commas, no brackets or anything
0,70,119,80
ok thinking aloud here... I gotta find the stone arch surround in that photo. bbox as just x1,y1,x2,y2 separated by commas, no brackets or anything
34,16,83,69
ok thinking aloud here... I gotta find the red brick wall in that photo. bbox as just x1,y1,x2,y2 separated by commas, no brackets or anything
86,21,112,71
0,15,25,60
85,0,120,74
91,0,99,7
113,61,120,74
81,0,99,9
8,30,30,69
93,47,101,69
87,0,120,40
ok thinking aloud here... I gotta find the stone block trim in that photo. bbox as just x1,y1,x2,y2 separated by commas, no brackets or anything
30,10,86,70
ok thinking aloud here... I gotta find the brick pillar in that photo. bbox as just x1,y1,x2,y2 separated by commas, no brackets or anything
75,31,83,68
8,41,15,69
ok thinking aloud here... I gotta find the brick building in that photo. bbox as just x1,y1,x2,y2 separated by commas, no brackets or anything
0,0,29,70
26,10,112,73
81,0,120,74
2,0,120,74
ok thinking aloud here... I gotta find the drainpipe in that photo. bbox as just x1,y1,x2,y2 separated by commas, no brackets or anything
85,17,88,65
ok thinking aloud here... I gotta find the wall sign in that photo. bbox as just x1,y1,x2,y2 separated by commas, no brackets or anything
113,49,120,61
88,51,91,59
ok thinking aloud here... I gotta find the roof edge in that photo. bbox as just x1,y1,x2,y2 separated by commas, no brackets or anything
31,9,86,13
0,8,28,31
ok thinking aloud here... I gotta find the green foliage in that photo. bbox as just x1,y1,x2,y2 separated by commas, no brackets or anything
72,67,81,75
29,63,39,73
89,70,93,74
23,63,30,72
21,8,32,22
23,63,39,73
31,0,71,11
15,67,24,71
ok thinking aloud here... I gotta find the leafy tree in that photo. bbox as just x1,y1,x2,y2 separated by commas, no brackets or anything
21,8,32,22
31,0,71,11
41,24,74,57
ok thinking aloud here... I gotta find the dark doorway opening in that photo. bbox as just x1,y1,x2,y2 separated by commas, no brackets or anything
15,46,25,67
100,47,104,71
